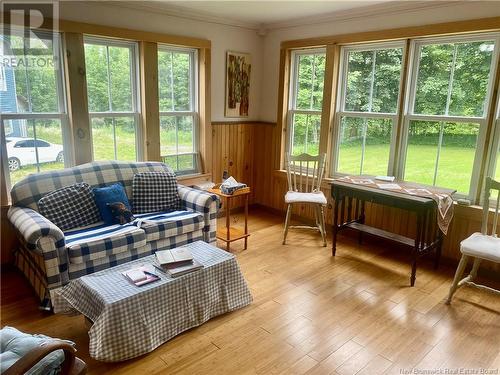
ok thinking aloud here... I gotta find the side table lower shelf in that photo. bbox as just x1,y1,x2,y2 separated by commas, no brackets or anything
217,227,250,244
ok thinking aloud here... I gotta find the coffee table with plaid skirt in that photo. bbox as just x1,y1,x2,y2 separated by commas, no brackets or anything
52,241,252,362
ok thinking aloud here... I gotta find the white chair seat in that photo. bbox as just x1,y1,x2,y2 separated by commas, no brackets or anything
285,191,327,205
460,232,500,262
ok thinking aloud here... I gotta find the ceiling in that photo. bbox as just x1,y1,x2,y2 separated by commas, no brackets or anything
121,0,397,30
164,1,383,25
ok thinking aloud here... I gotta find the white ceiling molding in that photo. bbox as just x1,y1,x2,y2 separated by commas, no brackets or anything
98,1,469,33
114,1,262,31
264,1,465,32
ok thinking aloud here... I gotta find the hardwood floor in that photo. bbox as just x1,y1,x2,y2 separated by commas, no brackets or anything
1,208,499,374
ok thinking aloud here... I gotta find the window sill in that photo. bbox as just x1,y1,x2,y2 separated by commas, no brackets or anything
177,173,212,186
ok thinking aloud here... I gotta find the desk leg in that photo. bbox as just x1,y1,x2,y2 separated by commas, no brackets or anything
358,200,365,245
411,212,423,287
332,196,340,256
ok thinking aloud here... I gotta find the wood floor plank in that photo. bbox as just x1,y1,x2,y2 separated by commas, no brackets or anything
1,208,499,374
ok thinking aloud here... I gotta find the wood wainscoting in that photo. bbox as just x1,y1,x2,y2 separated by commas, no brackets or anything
211,121,278,209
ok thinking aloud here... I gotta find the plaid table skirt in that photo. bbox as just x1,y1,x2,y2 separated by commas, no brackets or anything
52,241,252,362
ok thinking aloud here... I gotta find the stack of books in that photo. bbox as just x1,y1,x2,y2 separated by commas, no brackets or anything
155,247,204,277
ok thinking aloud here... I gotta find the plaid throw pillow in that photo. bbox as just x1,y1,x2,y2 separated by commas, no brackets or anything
38,182,101,231
132,171,180,214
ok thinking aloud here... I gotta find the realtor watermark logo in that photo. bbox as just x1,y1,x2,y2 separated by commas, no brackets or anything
1,1,59,69
400,368,499,375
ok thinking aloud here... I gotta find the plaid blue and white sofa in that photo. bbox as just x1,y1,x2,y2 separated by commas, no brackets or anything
7,161,219,308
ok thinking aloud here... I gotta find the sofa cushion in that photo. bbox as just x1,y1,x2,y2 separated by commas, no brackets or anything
0,326,75,375
65,223,146,264
132,171,180,214
93,183,132,224
135,210,204,242
38,182,101,231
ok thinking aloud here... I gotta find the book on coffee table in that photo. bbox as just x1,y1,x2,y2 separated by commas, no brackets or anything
156,247,193,267
122,265,160,286
166,259,204,278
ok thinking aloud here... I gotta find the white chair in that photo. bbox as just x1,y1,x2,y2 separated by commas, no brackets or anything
283,153,327,246
446,177,500,304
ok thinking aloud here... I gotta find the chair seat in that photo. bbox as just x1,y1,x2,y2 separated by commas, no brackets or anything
460,232,500,262
285,191,327,205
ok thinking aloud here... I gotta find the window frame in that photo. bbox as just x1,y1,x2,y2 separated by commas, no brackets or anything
484,83,500,202
332,41,407,177
83,35,143,162
287,48,326,158
0,30,71,189
157,44,199,175
398,33,500,200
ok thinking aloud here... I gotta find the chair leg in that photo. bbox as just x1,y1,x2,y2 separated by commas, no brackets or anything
469,258,481,280
446,254,469,304
283,204,292,245
319,205,327,247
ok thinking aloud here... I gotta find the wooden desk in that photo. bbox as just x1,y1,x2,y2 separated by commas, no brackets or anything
208,187,250,251
330,180,454,286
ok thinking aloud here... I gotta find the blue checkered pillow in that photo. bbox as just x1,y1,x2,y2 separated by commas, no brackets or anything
132,172,180,214
38,182,101,231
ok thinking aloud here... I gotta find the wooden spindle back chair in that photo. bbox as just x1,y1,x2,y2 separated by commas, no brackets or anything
447,177,500,304
283,153,327,246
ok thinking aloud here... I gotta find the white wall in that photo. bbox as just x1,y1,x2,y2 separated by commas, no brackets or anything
260,2,500,122
59,1,263,122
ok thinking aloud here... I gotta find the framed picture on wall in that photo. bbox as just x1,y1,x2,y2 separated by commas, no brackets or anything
225,51,251,118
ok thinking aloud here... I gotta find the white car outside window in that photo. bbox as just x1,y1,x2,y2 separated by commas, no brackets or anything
6,137,64,171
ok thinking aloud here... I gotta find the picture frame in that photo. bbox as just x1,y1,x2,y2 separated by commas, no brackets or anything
225,51,251,118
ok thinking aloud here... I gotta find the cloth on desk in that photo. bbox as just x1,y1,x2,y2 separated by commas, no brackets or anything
335,176,455,235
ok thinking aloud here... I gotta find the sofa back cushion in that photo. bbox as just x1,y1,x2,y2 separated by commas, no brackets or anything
38,182,101,231
132,171,180,213
10,161,174,211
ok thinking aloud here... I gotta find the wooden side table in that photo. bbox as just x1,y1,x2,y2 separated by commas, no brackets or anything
208,186,250,251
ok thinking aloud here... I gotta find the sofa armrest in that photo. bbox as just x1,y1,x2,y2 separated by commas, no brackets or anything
177,185,220,243
8,206,69,287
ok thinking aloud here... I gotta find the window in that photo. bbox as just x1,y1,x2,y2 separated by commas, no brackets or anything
402,35,499,197
158,46,198,173
334,43,404,176
288,49,326,156
84,37,140,161
1,31,68,186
